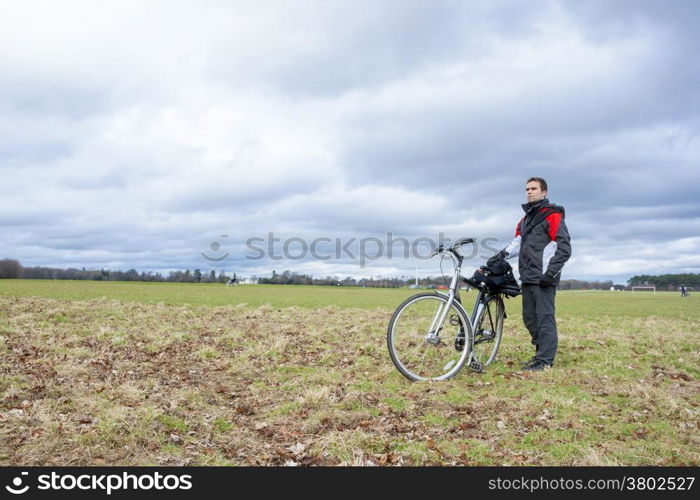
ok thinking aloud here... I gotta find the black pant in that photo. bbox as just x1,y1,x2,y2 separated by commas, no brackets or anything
522,284,558,365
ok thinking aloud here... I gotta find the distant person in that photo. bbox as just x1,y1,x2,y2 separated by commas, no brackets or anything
490,177,572,371
680,285,690,298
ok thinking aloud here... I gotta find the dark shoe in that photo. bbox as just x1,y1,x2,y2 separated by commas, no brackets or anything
521,356,537,368
523,361,552,372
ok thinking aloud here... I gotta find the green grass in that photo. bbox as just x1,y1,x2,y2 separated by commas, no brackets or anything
156,414,189,433
1,280,698,319
0,280,418,309
0,281,697,466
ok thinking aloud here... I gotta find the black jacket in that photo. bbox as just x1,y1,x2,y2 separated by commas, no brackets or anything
503,198,571,286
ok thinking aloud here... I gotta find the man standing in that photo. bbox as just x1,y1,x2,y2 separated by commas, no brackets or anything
493,177,571,371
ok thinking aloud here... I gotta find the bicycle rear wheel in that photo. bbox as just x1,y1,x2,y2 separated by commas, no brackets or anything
387,293,473,381
472,295,504,366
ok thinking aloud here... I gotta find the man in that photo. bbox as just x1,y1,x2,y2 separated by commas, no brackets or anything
491,177,571,371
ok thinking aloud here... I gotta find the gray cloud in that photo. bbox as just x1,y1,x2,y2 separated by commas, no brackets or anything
1,1,699,282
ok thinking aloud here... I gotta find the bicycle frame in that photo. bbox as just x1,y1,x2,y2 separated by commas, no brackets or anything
429,242,490,346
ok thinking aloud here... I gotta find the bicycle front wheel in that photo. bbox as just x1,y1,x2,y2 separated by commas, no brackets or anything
387,293,473,381
472,295,504,366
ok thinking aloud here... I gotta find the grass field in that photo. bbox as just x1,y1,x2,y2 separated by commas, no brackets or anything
0,280,698,465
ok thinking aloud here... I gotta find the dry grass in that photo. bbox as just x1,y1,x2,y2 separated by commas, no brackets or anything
0,295,698,466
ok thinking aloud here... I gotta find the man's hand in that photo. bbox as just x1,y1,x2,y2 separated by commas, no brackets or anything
487,250,507,266
539,273,556,287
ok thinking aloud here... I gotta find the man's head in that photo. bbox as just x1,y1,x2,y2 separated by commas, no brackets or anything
526,177,548,203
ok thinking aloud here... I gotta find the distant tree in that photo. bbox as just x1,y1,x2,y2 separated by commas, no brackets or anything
628,273,700,288
194,269,202,283
0,259,23,279
558,279,613,290
260,270,279,284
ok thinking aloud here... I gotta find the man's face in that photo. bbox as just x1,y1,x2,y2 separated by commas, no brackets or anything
525,181,546,203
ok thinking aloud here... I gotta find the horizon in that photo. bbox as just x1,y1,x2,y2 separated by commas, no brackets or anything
7,257,695,286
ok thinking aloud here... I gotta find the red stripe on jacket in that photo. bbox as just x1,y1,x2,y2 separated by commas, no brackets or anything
546,212,562,241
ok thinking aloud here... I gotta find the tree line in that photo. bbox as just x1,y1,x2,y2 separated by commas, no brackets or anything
628,273,700,289
0,259,231,283
5,258,696,289
259,271,620,289
0,261,453,287
257,270,410,287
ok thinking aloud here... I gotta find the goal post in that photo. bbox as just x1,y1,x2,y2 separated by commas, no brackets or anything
632,286,656,293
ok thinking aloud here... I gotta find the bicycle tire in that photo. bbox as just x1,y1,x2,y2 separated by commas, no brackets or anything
471,294,504,366
387,292,473,381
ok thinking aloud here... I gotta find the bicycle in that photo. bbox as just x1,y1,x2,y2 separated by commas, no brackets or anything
386,237,520,381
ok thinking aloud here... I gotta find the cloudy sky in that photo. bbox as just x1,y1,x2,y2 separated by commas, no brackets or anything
2,0,699,283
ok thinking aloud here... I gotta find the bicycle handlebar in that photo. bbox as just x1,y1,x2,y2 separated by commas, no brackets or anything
451,237,475,248
429,237,477,260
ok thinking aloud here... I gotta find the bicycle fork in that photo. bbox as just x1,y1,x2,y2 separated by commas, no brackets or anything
426,299,452,345
426,267,464,344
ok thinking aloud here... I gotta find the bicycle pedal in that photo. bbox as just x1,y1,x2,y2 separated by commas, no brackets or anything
468,360,484,373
